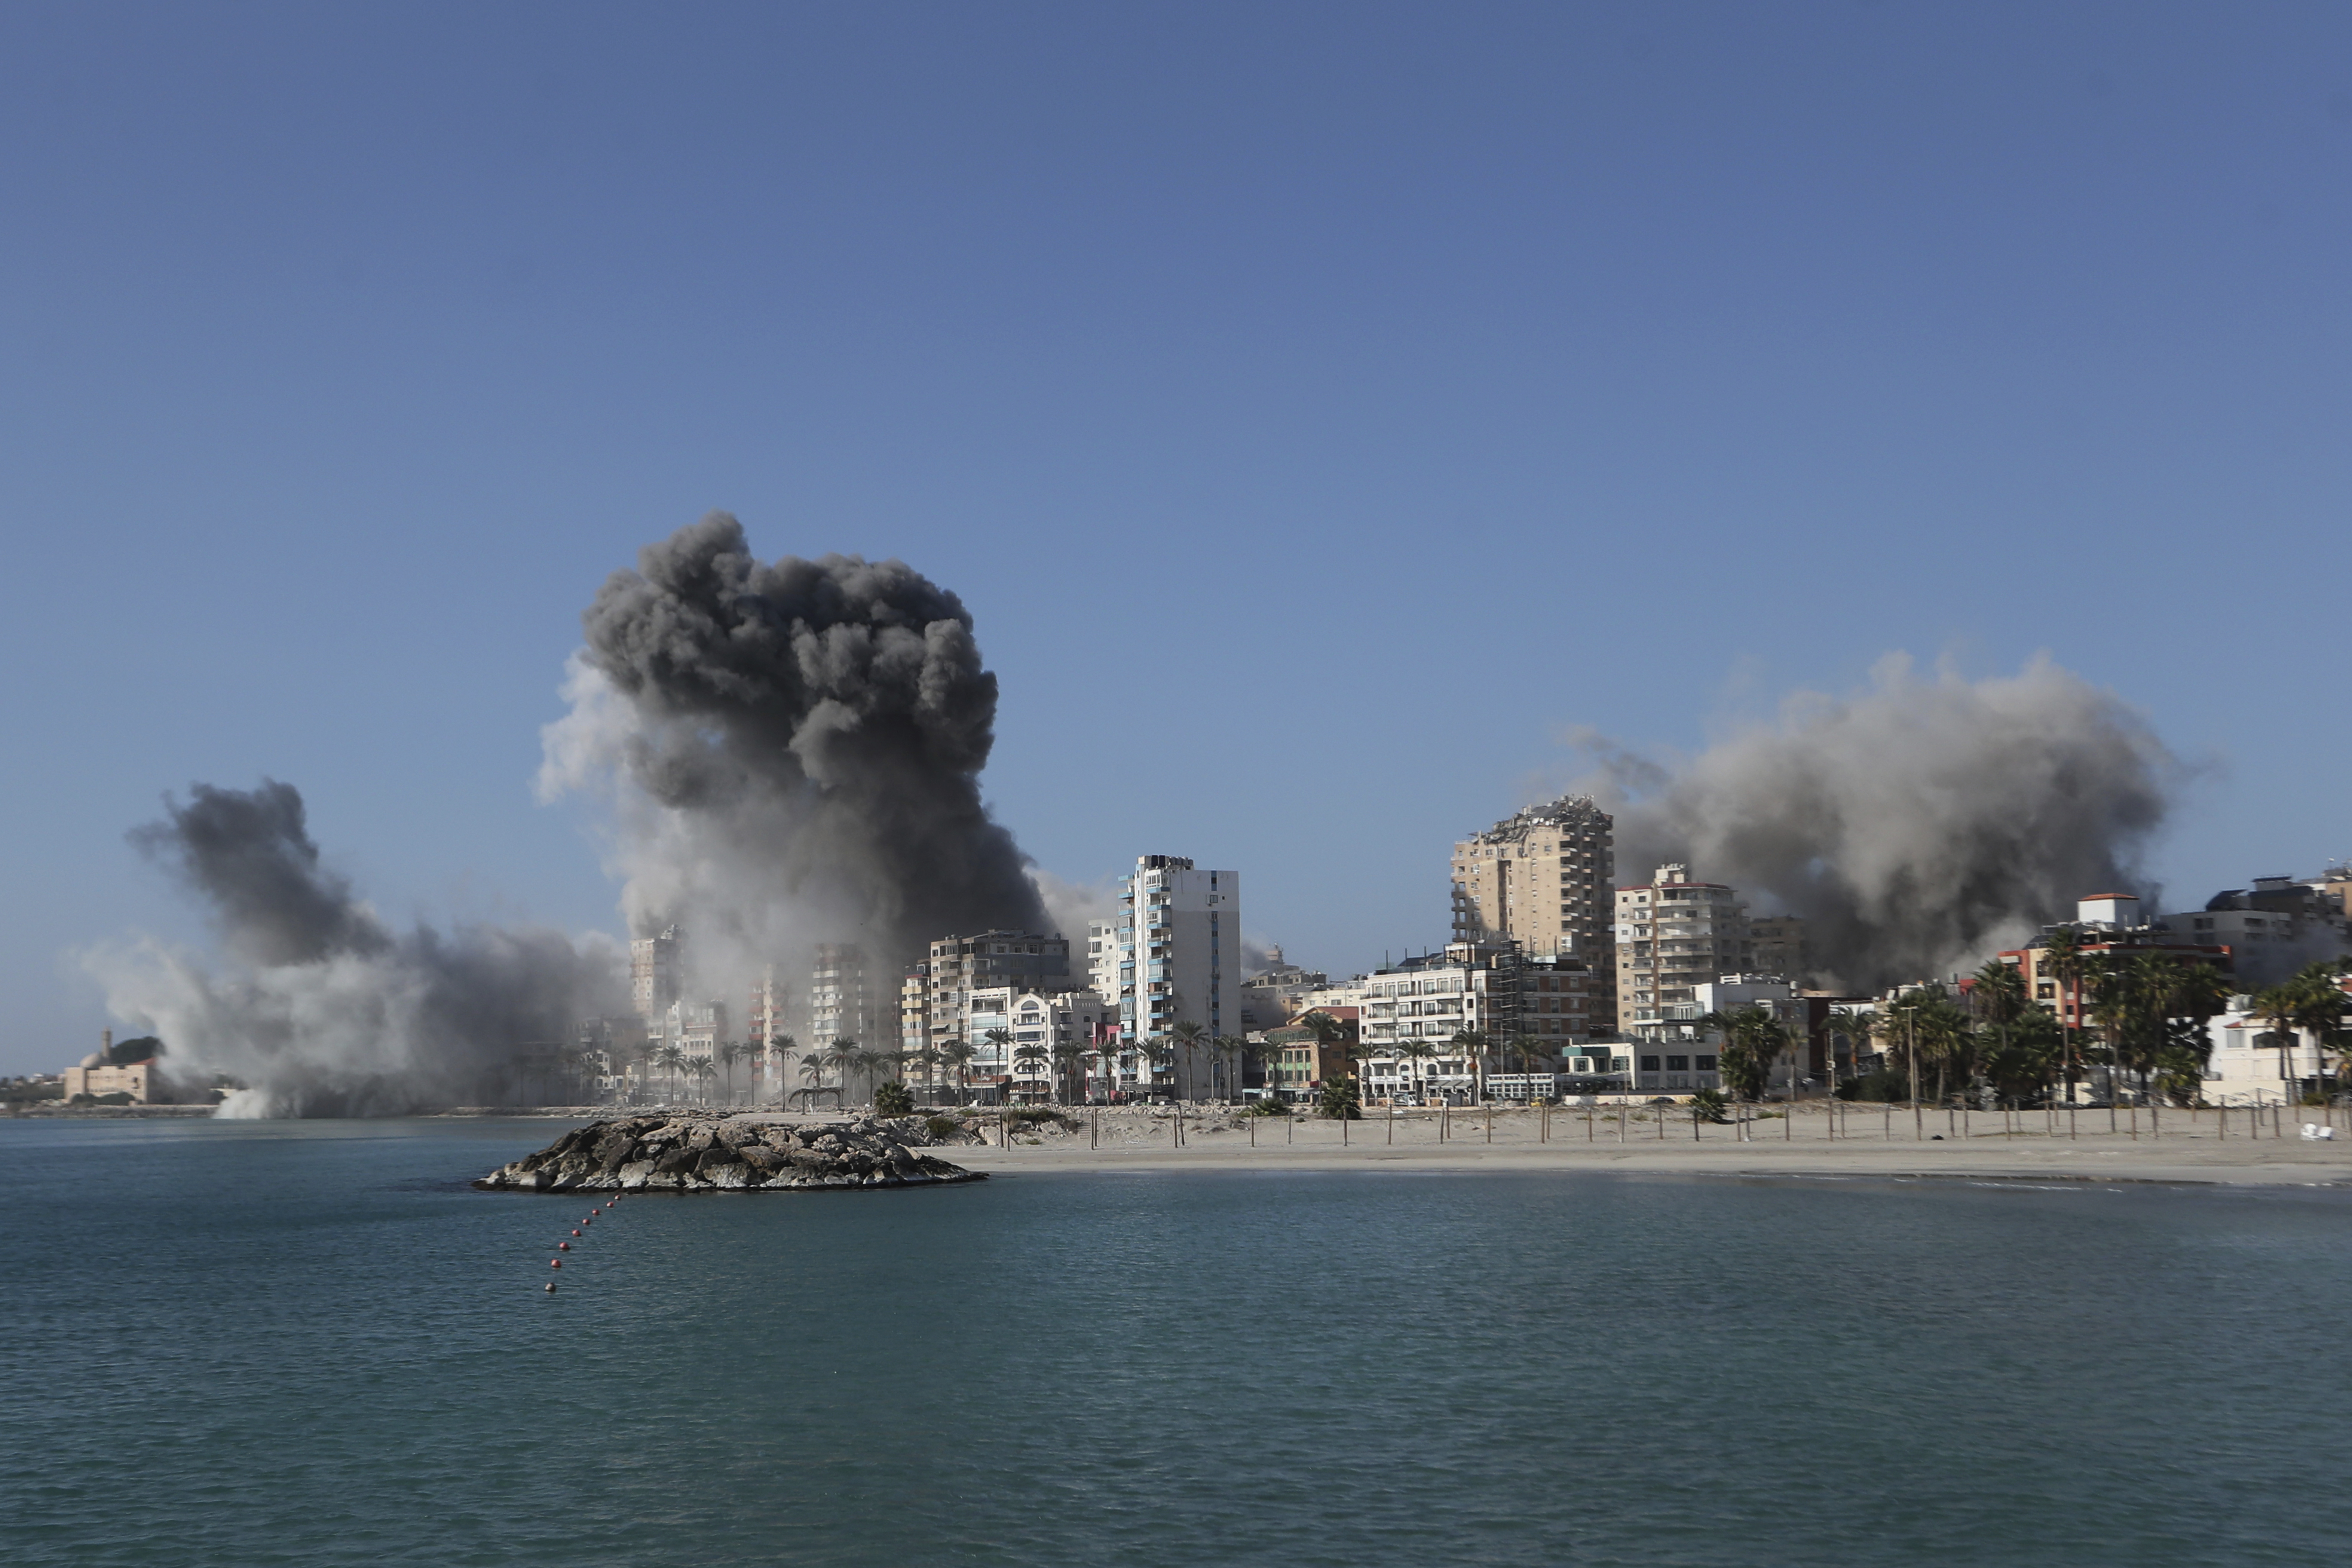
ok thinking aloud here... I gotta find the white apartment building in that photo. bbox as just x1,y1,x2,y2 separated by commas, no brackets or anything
958,986,1115,1104
1451,795,1617,971
1615,865,1753,1036
1113,856,1240,1066
2199,1004,2344,1106
1356,942,1605,1103
1087,918,1119,1004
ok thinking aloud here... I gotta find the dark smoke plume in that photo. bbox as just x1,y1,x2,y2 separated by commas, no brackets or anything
128,781,390,967
539,513,1046,976
1571,655,2182,993
94,780,623,1116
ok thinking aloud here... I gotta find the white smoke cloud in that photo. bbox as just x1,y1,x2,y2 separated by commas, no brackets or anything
87,780,625,1115
1569,654,2184,992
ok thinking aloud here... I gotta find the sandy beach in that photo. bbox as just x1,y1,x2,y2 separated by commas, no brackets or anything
935,1102,2352,1187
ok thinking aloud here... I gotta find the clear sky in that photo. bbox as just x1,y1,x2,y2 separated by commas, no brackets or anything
3,2,2346,1075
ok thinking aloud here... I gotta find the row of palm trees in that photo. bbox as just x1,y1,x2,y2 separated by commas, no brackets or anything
1845,946,2350,1111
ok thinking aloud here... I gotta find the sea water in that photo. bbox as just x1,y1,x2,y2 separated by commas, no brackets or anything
4,1117,2349,1566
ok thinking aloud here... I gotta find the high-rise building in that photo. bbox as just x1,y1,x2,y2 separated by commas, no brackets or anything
1614,864,1751,1038
1113,855,1240,1060
899,964,935,1096
1748,915,1809,982
1086,918,1119,1003
1450,796,1616,966
747,963,792,1102
926,932,1072,1052
631,924,682,1020
809,943,884,1050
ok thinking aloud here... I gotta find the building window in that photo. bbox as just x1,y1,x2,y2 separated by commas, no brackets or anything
1641,1055,1661,1072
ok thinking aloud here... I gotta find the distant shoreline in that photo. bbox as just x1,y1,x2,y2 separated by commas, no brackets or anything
14,1100,2351,1189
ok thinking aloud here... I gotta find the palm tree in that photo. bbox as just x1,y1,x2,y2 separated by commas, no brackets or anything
908,1045,941,1100
1212,1034,1247,1103
2041,925,2091,1110
1012,1040,1050,1101
716,1040,743,1106
1243,1034,1286,1102
691,1058,717,1106
824,1036,863,1102
1507,1031,1545,1093
1700,1006,1775,1103
1971,959,2027,1028
1140,1035,1178,1100
1832,1008,1880,1088
977,1026,1014,1104
2245,963,2342,1108
856,1048,889,1109
935,1039,976,1105
1170,1020,1210,1101
766,1033,796,1107
1449,1027,1489,1102
797,1050,831,1108
652,1043,689,1105
1395,1035,1439,1100
2289,960,2352,1100
2248,980,2303,1107
1910,987,1975,1109
1087,1035,1123,1103
1051,1037,1089,1105
1970,960,2025,1108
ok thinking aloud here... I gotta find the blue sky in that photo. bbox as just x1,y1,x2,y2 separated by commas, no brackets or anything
3,2,2347,1074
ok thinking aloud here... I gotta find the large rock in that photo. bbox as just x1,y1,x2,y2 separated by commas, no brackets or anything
473,1113,983,1193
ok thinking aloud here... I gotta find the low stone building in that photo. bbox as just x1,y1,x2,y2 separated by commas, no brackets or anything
61,1031,169,1103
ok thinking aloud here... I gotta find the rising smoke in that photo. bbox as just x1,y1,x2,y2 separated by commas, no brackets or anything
91,781,624,1116
1573,655,2184,993
89,515,1048,1116
539,512,1046,990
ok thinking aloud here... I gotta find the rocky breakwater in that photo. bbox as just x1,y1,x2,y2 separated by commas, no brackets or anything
474,1113,983,1193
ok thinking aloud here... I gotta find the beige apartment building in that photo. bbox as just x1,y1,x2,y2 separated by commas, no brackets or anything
810,943,884,1050
926,931,1072,1051
1615,864,1752,1037
1450,794,1616,959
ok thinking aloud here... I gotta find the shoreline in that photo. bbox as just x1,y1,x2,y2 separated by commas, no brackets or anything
936,1102,2352,1188
13,1100,2350,1188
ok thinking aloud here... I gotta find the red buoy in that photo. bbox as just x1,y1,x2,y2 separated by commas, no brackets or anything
570,1228,581,1237
550,1259,562,1268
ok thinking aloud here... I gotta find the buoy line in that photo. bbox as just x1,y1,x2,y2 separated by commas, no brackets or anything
544,1194,620,1293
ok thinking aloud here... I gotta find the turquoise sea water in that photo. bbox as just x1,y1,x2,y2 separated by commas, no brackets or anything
5,1118,2350,1566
